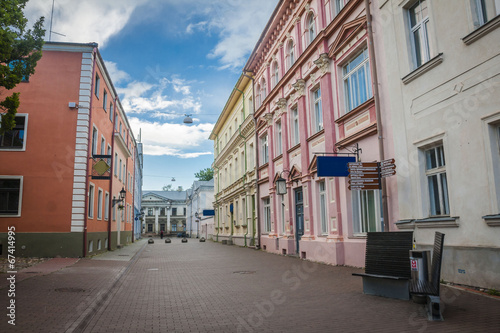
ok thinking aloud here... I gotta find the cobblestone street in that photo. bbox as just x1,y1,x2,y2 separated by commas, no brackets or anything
1,238,499,332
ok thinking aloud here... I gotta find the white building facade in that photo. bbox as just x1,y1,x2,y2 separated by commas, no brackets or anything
379,0,500,289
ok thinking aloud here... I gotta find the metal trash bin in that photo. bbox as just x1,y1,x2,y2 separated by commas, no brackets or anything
409,250,431,303
409,250,431,282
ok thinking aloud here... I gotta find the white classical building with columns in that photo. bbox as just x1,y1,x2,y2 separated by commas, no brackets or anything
141,191,187,236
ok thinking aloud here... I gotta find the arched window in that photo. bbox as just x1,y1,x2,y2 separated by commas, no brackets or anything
256,83,262,107
286,40,295,70
307,13,316,45
260,79,267,103
272,61,279,88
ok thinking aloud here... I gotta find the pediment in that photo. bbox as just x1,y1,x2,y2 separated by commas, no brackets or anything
329,16,366,58
308,155,318,173
142,193,167,201
289,165,302,182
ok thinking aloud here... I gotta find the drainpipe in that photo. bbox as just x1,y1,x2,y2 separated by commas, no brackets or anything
243,71,260,249
215,134,220,242
82,46,98,258
365,0,389,232
108,97,117,250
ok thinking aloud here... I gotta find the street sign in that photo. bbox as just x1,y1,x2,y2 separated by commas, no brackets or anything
380,158,395,166
348,184,382,191
380,169,396,178
379,158,397,179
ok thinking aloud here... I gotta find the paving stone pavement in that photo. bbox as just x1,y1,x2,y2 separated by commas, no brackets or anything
1,237,499,332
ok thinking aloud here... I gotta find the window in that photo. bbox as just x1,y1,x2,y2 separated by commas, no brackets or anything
291,107,300,146
425,145,449,216
92,127,98,156
119,159,122,180
319,181,327,234
88,184,95,218
471,0,500,28
0,115,27,150
276,121,282,155
248,96,254,115
123,165,126,183
307,13,316,45
343,49,372,112
95,74,100,98
147,224,153,232
88,240,93,253
286,40,295,70
261,134,269,164
172,224,177,232
256,84,262,107
235,158,239,180
97,189,103,219
98,239,102,250
100,137,105,154
107,145,111,156
272,61,279,88
0,176,23,216
112,197,116,221
109,103,114,122
114,153,118,175
104,192,109,220
263,197,271,233
103,90,108,111
408,0,432,68
260,79,266,104
148,208,154,216
333,0,345,16
313,88,323,132
353,190,382,234
172,208,177,216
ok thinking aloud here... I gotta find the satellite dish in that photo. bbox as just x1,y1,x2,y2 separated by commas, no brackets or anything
183,114,193,124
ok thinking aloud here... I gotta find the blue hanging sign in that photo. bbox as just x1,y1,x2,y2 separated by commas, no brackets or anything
317,156,356,177
203,209,215,216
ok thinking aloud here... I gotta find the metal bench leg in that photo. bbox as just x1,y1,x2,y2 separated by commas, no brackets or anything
426,295,443,321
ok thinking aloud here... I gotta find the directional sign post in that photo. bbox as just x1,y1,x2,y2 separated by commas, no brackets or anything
348,162,381,191
380,158,397,179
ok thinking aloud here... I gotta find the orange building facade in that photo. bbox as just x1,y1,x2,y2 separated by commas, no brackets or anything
0,42,137,257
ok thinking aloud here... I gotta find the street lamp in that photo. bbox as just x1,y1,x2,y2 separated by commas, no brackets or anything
112,187,127,206
275,170,290,195
183,114,193,124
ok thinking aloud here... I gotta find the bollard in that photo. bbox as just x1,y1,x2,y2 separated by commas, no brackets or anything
181,238,188,243
165,238,171,243
148,238,154,244
200,237,206,242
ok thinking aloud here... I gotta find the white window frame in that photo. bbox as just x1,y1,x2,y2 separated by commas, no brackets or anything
260,79,266,104
88,183,95,218
286,40,295,70
333,0,346,17
307,12,316,45
263,197,271,233
103,90,108,111
272,61,279,88
92,126,98,156
0,175,23,217
408,0,432,68
352,190,382,234
97,188,103,220
291,106,300,146
319,181,328,234
261,134,269,164
425,145,450,216
100,136,105,155
343,48,372,112
95,74,100,98
0,114,28,151
471,0,500,28
276,121,283,156
313,87,323,132
104,192,110,221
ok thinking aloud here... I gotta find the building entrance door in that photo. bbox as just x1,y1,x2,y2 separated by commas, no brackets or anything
294,188,304,254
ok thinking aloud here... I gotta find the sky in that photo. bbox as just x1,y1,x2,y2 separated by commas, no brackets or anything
23,0,278,191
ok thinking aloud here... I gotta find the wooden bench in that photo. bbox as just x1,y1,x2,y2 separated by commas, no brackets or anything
410,232,445,320
353,231,413,300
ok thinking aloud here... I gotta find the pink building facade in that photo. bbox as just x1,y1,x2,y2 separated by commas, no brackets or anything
245,0,398,266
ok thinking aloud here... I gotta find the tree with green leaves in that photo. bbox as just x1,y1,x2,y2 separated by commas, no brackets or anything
0,0,45,134
195,167,213,181
162,184,173,191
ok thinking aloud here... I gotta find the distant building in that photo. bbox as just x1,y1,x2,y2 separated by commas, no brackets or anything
0,42,138,257
210,74,258,246
133,142,144,240
141,191,187,235
186,179,215,239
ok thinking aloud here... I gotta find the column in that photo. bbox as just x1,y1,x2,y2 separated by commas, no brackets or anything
154,207,159,233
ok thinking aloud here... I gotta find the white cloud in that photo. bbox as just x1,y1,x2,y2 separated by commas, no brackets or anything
129,117,214,157
24,0,149,47
104,61,130,84
186,21,208,34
